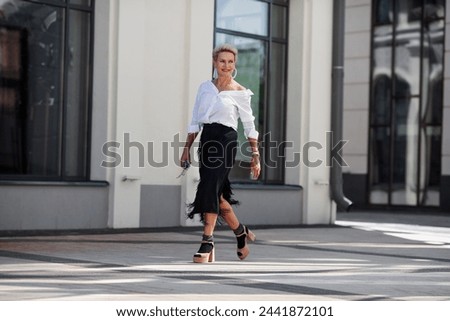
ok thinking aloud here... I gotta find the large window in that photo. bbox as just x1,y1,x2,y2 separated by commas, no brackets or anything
215,0,288,184
0,0,93,181
369,0,445,206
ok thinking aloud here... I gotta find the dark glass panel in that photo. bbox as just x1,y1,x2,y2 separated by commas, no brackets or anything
273,0,288,4
0,1,65,177
70,0,91,6
422,19,444,125
420,126,441,206
265,43,286,183
64,10,90,178
272,5,287,39
369,126,390,204
372,25,393,125
0,26,27,174
424,0,445,19
374,0,393,25
372,76,392,126
397,0,424,21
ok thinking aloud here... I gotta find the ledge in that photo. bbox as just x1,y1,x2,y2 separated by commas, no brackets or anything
0,180,109,187
231,183,303,191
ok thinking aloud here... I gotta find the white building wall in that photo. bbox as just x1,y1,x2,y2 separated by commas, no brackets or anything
342,0,371,175
294,0,335,224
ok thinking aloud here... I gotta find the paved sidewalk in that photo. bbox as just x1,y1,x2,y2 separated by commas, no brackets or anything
0,212,449,301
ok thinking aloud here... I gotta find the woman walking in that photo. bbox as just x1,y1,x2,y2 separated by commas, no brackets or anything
180,44,261,263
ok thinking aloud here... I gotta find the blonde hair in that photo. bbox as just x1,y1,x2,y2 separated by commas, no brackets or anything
212,44,238,62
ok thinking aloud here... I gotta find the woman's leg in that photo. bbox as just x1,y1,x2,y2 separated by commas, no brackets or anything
203,212,218,235
219,196,256,260
193,213,217,263
219,196,239,230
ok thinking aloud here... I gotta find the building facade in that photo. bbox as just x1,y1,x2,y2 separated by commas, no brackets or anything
0,0,448,232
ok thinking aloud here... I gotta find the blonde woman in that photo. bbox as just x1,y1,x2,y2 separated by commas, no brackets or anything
181,44,260,263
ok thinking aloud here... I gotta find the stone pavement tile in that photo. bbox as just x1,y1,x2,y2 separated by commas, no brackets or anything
0,225,449,301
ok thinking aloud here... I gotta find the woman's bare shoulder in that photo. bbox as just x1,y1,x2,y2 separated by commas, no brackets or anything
232,80,247,91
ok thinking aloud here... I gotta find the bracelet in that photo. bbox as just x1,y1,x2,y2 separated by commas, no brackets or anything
252,152,260,157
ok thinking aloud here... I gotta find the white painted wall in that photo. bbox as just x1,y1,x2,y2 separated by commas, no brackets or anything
111,0,147,228
342,0,371,175
295,0,335,224
142,0,191,186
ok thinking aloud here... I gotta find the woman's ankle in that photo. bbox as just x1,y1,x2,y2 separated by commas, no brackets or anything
233,223,244,236
202,234,214,242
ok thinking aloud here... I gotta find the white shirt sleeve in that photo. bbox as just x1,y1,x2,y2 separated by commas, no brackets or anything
235,90,259,140
187,85,203,133
242,121,259,140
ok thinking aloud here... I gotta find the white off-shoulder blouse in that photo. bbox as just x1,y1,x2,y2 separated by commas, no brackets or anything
187,80,259,140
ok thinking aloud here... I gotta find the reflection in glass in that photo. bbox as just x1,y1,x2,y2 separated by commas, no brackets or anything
372,76,391,126
420,126,441,206
370,0,444,207
401,0,424,21
216,0,268,36
369,127,390,204
394,2,421,97
374,0,393,25
419,14,444,207
0,2,65,177
0,26,26,174
395,42,420,97
422,19,444,125
372,26,392,125
0,0,92,179
392,98,419,206
424,0,445,19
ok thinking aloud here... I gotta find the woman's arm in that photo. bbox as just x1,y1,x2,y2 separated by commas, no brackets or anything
180,132,198,167
248,138,261,180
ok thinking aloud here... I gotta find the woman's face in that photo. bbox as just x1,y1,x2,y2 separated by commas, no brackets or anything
214,51,236,78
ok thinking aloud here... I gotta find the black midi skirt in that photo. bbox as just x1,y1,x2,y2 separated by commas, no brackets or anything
188,123,239,222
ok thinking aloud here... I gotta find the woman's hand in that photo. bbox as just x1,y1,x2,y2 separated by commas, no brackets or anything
180,147,191,168
250,154,261,180
248,138,260,180
180,133,197,167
